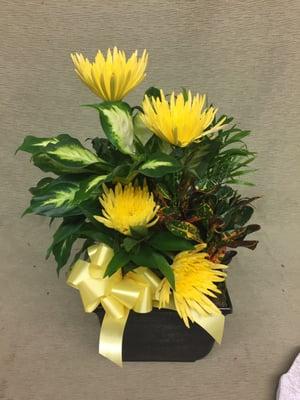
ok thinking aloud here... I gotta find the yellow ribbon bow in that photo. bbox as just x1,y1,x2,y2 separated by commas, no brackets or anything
67,243,225,366
67,243,161,366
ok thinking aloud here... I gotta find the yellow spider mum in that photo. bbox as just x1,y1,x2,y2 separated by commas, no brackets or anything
141,90,226,147
71,47,148,101
94,182,159,235
158,244,227,327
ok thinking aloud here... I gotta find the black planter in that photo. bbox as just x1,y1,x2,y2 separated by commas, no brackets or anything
94,287,232,362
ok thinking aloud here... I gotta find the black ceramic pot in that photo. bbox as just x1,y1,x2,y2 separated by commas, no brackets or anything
94,287,232,362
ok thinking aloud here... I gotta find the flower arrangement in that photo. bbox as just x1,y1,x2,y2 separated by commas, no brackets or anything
18,47,260,366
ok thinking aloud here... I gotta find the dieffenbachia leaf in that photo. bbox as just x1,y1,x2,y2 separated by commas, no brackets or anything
16,135,59,155
133,112,153,146
139,153,182,177
19,134,110,175
44,134,108,171
24,180,81,217
88,102,135,156
74,175,108,203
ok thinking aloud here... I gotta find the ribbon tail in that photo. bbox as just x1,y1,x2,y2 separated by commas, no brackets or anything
192,312,225,344
99,309,130,367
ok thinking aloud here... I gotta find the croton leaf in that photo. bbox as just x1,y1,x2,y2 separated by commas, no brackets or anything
149,231,195,252
220,224,261,244
166,220,203,242
139,153,182,177
130,245,175,288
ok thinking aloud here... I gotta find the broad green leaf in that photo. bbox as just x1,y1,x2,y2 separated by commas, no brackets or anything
16,135,59,154
74,175,107,203
122,237,139,252
133,112,153,146
139,153,182,177
78,223,114,247
149,231,195,252
29,177,54,195
166,220,202,242
104,249,130,277
130,245,175,288
45,134,106,170
21,134,110,175
90,102,135,155
130,226,149,238
25,179,81,217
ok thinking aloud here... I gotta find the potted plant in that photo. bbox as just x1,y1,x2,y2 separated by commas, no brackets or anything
18,47,260,366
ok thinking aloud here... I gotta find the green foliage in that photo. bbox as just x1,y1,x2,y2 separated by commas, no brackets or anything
18,87,259,276
139,153,182,177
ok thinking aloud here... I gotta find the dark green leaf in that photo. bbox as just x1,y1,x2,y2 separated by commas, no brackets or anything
53,235,77,274
122,237,139,252
144,87,161,100
149,231,195,252
130,246,175,288
104,249,130,277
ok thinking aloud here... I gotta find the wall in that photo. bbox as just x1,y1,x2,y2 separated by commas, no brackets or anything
0,1,299,399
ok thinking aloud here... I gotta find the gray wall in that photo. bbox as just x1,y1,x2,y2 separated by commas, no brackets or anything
1,1,299,399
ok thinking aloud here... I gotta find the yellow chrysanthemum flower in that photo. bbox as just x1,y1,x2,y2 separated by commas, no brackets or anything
158,244,227,327
141,90,226,147
94,182,159,235
71,47,148,101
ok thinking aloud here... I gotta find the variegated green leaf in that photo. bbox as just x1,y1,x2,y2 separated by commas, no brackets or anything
19,134,110,175
74,175,107,203
45,135,103,169
139,153,182,177
93,102,135,155
16,135,59,155
133,112,153,146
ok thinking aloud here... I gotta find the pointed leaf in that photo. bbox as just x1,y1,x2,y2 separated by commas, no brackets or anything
139,153,182,177
130,246,175,288
104,249,130,277
149,231,195,252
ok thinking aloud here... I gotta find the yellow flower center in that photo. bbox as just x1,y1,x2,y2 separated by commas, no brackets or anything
94,182,159,235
